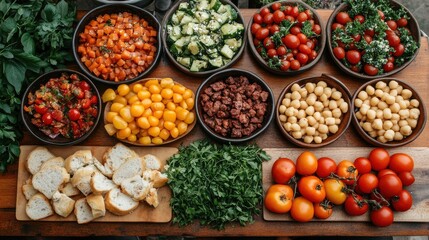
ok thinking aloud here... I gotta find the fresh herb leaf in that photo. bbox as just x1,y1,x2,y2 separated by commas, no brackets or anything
268,56,281,69
301,20,316,38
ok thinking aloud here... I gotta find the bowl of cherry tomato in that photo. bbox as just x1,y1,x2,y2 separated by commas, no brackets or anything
248,0,326,75
73,4,161,84
327,0,420,80
21,69,102,145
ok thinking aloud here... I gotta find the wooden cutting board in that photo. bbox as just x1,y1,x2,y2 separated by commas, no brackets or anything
16,145,177,223
263,147,429,222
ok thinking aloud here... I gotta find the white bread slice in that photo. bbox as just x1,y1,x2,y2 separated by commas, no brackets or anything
32,166,70,199
52,191,75,218
71,165,99,196
151,171,168,188
105,188,139,216
26,147,56,175
65,150,93,175
90,172,116,195
93,156,113,178
103,143,138,172
40,157,64,170
143,154,162,171
120,175,152,201
86,194,106,218
26,193,53,220
59,182,80,197
22,177,38,200
145,187,159,208
112,157,145,185
74,198,95,224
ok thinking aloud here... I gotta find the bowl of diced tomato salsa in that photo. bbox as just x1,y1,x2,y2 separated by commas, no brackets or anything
73,4,161,84
21,69,102,145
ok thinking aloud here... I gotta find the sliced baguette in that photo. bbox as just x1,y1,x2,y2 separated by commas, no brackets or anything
105,188,139,216
59,182,80,197
93,156,113,178
151,171,168,188
26,193,53,220
64,150,93,175
74,198,95,224
112,157,145,185
40,157,64,170
22,178,38,200
120,175,152,201
26,147,56,175
90,172,116,195
32,166,70,199
143,154,162,171
86,194,106,218
103,143,138,172
52,191,75,218
145,187,159,208
71,165,99,196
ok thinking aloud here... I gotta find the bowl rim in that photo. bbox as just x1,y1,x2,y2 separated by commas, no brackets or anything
247,0,326,75
275,74,352,147
326,0,421,80
72,4,162,85
351,78,427,147
21,69,102,146
195,68,275,143
161,0,247,77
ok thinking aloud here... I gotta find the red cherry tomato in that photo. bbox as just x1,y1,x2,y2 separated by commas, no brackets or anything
79,81,90,91
290,26,301,35
276,46,287,57
378,169,397,178
271,2,281,11
378,174,403,199
253,13,263,24
344,194,369,216
271,158,296,184
298,176,326,203
290,59,301,70
331,23,344,31
335,11,352,25
312,24,321,35
267,48,277,58
297,12,308,23
346,50,361,65
273,10,285,24
51,109,63,121
256,28,270,40
364,34,373,44
42,112,53,125
263,37,275,49
333,47,345,60
280,60,291,71
387,34,400,47
370,206,394,227
354,157,371,174
290,6,299,18
397,18,408,27
90,95,98,105
283,34,300,49
35,104,48,115
298,44,311,55
386,20,398,31
259,7,270,17
391,189,413,212
296,53,309,65
354,15,365,23
389,153,414,173
383,62,395,73
369,148,390,171
357,173,378,194
296,151,318,176
398,171,415,186
251,23,262,35
68,108,81,121
393,44,405,57
309,50,317,61
269,24,280,35
263,13,274,25
316,157,337,178
297,33,308,44
364,64,379,76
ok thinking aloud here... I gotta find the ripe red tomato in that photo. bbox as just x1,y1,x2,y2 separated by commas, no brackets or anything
284,6,293,16
364,64,379,76
389,153,414,173
335,12,352,25
290,197,314,222
383,62,394,72
364,34,373,44
263,37,275,49
42,112,53,125
297,33,308,44
369,148,390,171
296,151,318,176
333,47,346,60
398,171,415,186
378,169,397,178
316,157,337,178
304,9,313,20
269,24,280,35
251,23,262,35
271,158,296,184
365,28,375,37
386,20,398,31
283,34,300,49
391,189,413,212
290,26,301,35
290,6,299,18
393,44,405,57
397,18,408,27
276,46,287,56
90,95,98,105
35,104,48,115
378,174,403,199
271,2,281,11
324,178,347,205
280,60,291,71
298,176,326,203
344,194,369,216
387,34,400,47
256,28,270,40
79,81,90,91
51,110,63,121
260,7,270,17
314,202,333,219
273,10,285,24
267,48,277,58
331,23,344,31
357,173,378,194
290,59,301,70
354,15,365,24
370,206,394,227
312,24,321,35
263,13,274,25
253,13,263,24
296,53,309,65
297,12,308,23
336,160,358,185
346,50,361,65
264,184,294,214
354,157,371,174
309,50,317,60
68,108,81,121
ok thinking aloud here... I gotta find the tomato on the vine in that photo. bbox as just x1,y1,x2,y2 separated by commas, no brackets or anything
316,157,337,178
370,206,394,227
336,160,358,185
389,153,414,173
369,148,390,171
391,189,413,212
354,157,371,174
271,158,296,184
378,174,403,199
296,151,318,176
298,176,326,203
357,173,378,194
398,171,415,186
344,194,369,216
314,202,333,219
290,197,314,222
264,184,294,214
324,178,347,205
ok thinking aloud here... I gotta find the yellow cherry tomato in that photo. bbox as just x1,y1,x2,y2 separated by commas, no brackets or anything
172,84,186,94
166,101,176,111
113,95,127,105
104,124,117,136
110,102,125,113
117,84,130,96
159,129,170,140
161,88,173,99
112,116,127,130
148,115,159,127
160,78,174,88
185,98,195,109
139,136,152,145
164,121,176,131
163,110,176,122
177,122,188,135
132,83,143,93
152,137,163,145
102,88,116,102
138,90,151,100
130,104,144,117
141,98,152,109
173,93,183,103
116,127,131,139
151,93,162,102
128,95,139,104
149,84,161,94
182,89,193,100
127,134,137,142
153,110,164,119
137,117,150,129
170,127,179,138
184,112,195,124
119,107,134,122
148,126,160,137
105,112,118,123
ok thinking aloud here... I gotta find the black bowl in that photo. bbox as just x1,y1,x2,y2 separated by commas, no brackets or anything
21,69,102,146
195,68,275,143
73,4,162,85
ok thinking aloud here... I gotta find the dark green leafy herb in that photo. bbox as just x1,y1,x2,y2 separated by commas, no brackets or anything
301,20,317,38
395,27,419,66
166,140,270,230
271,20,294,48
361,39,391,70
0,0,75,172
267,56,281,69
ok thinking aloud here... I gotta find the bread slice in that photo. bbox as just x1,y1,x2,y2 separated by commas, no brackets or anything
103,143,138,172
65,150,93,175
74,198,95,224
112,157,145,185
40,157,64,170
145,187,159,208
143,154,162,171
71,165,99,196
90,172,116,195
120,175,152,201
86,194,106,218
26,193,53,220
52,191,75,218
93,156,113,178
26,147,56,175
32,166,70,199
59,182,80,197
22,178,38,200
151,171,168,188
105,188,139,216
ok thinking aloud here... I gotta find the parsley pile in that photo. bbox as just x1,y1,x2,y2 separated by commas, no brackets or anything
166,140,270,229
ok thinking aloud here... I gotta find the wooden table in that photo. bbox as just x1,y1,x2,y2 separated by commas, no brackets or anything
0,9,428,237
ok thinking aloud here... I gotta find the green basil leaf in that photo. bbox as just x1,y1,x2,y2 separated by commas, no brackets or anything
20,32,35,54
56,0,68,18
1,51,13,58
3,61,25,93
41,3,56,22
0,103,11,113
0,17,16,33
14,52,47,72
9,143,20,157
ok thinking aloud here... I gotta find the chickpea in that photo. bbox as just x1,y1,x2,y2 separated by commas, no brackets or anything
410,99,419,108
314,86,324,96
305,106,315,116
382,86,390,93
291,99,301,109
298,118,309,128
363,122,373,132
323,88,332,98
321,133,328,140
329,125,339,134
284,122,292,131
299,88,308,98
392,124,400,132
394,132,404,141
407,118,417,128
395,95,404,104
390,89,398,97
318,124,329,134
377,129,386,137
355,111,363,120
322,110,332,118
314,111,321,121
369,131,377,138
329,100,338,110
292,131,302,139
279,105,287,114
390,103,400,113
289,116,298,124
360,104,370,115
314,101,324,112
307,116,317,126
366,85,375,96
367,109,376,120
320,94,328,102
305,83,315,93
385,95,396,105
399,109,410,119
358,91,368,101
323,99,330,108
291,91,301,100
378,136,388,143
285,107,296,117
376,109,383,119
401,89,413,100
400,125,412,136
409,108,420,119
383,120,393,130
399,120,408,127
372,119,383,130
291,123,301,131
285,92,292,99
399,100,407,109
370,97,380,107
282,98,291,107
331,91,342,100
377,101,388,110
332,108,342,118
319,117,325,124
300,100,309,110
375,89,384,98
383,108,392,119
314,136,322,144
303,135,314,144
317,81,327,87
279,114,287,122
354,98,363,108
326,117,336,126
297,109,306,119
335,118,341,125
306,127,316,136
375,81,387,89
291,83,301,92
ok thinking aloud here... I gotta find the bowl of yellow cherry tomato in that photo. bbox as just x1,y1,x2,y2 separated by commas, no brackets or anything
102,77,196,145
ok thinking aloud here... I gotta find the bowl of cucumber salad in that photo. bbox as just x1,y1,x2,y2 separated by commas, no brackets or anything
162,0,246,77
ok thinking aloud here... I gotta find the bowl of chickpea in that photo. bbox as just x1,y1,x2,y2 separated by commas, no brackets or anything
276,74,352,147
351,78,426,147
102,78,196,145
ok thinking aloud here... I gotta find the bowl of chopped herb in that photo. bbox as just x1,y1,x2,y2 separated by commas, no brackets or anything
327,0,420,80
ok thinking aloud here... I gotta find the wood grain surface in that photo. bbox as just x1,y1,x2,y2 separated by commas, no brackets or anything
263,147,429,222
0,9,428,236
16,145,176,223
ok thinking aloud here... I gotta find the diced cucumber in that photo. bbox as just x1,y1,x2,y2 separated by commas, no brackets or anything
217,4,227,13
169,45,183,57
170,13,180,25
224,38,242,51
200,55,210,61
209,56,223,68
174,36,190,49
190,60,208,72
220,45,234,59
207,19,221,31
224,5,237,21
197,24,209,35
181,22,195,36
195,11,210,23
176,11,186,22
188,41,200,55
220,22,244,39
178,2,189,10
169,25,182,42
211,11,228,24
177,57,191,67
196,0,209,11
199,35,216,47
210,0,221,11
223,58,232,65
206,48,218,55
180,15,193,25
